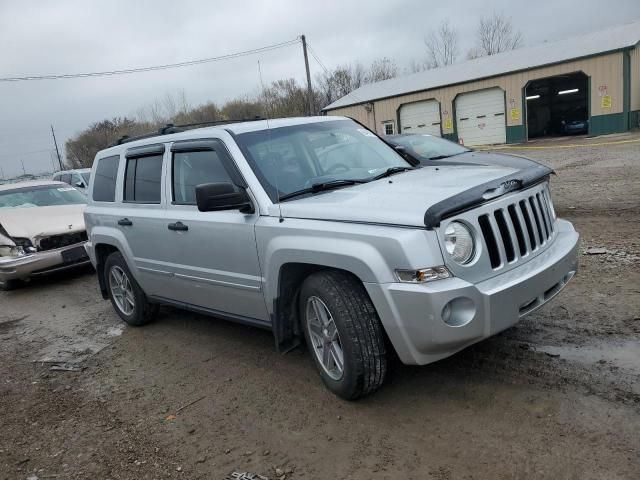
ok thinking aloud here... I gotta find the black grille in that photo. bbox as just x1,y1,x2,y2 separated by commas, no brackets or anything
38,231,88,251
479,190,554,269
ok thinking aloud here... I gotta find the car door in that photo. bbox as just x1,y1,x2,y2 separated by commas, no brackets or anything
165,138,268,324
115,144,175,300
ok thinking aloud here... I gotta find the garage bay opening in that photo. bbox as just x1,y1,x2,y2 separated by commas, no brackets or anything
525,72,589,140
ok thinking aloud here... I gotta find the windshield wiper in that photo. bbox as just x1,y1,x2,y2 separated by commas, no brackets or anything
371,166,414,180
428,151,468,160
278,179,367,202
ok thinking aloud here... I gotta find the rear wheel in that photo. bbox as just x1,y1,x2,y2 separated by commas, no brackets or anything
300,270,387,400
104,252,158,326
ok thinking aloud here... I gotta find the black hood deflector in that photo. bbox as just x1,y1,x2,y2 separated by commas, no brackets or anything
424,163,554,229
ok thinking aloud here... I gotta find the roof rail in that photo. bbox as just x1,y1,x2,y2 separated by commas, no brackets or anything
112,116,264,146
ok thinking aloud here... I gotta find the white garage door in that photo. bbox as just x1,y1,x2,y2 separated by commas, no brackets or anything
455,88,506,146
399,100,441,136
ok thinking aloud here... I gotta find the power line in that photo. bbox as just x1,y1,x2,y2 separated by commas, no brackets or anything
306,42,366,105
0,37,301,82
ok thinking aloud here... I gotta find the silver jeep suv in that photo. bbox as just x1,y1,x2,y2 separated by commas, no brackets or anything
84,117,579,399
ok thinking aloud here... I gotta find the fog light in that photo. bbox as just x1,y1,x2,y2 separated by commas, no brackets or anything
396,266,451,283
441,297,476,327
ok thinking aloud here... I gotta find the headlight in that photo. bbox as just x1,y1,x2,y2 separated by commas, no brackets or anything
0,245,27,258
444,221,475,264
395,266,451,283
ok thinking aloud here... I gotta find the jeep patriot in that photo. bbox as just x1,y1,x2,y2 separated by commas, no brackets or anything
84,117,579,399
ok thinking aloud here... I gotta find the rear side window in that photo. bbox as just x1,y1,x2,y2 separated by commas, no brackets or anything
124,155,163,203
93,156,120,202
61,174,72,185
172,150,234,204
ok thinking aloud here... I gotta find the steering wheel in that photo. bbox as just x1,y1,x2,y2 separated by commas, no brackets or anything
325,163,350,174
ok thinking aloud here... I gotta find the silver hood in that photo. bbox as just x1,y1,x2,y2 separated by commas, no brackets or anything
274,164,519,227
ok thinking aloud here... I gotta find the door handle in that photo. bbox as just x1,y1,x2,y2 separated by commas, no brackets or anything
118,218,133,226
168,221,188,232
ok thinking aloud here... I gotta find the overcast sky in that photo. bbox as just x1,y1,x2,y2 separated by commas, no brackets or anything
1,0,639,178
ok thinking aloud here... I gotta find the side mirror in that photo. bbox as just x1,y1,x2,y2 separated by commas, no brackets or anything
195,182,254,213
75,182,84,188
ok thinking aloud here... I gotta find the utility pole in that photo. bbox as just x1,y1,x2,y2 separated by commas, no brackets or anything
51,124,63,171
301,35,314,117
0,164,4,180
20,159,26,176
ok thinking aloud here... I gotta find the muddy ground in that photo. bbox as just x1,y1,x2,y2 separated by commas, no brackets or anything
1,134,639,479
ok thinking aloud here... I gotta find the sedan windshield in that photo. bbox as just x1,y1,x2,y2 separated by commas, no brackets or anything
0,185,86,208
235,119,410,202
389,134,469,161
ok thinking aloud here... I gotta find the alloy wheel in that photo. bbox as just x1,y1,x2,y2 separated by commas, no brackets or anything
306,296,344,381
109,266,135,316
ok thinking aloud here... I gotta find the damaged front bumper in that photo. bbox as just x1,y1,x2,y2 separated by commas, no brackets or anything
0,242,90,282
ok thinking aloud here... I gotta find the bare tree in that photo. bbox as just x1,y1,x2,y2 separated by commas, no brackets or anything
406,58,428,74
365,57,398,83
468,13,523,59
315,63,366,106
424,20,460,69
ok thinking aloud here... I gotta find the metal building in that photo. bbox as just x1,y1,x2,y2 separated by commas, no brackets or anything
322,21,640,146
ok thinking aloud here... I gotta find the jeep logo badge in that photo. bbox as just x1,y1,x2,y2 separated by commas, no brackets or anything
482,179,523,200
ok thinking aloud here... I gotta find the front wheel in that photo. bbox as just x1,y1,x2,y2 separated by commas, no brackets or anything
300,270,387,400
104,251,158,326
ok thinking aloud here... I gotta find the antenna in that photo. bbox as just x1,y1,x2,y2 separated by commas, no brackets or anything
258,60,284,223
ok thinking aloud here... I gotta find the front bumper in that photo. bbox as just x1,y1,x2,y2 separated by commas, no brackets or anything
0,242,91,282
365,219,579,365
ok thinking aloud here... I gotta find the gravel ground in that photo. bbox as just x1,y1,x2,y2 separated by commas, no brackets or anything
1,133,639,479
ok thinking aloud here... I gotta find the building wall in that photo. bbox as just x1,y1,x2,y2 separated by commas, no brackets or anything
326,52,626,142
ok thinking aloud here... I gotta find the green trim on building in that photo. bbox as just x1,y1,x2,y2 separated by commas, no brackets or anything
587,76,592,135
630,110,640,130
443,132,459,143
623,49,631,130
506,125,526,144
590,113,627,135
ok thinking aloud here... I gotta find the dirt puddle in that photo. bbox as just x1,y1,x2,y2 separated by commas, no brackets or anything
532,340,640,374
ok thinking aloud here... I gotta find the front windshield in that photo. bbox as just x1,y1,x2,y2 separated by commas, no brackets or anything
235,119,410,202
81,172,91,183
0,185,86,208
391,134,469,161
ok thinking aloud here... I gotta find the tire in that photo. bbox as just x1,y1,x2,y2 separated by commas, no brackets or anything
0,279,21,291
104,251,158,326
299,270,387,400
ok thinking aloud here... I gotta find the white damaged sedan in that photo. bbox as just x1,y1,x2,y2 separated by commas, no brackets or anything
0,180,90,290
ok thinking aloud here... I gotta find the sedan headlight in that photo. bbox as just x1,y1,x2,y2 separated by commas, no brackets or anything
0,245,27,258
444,221,475,264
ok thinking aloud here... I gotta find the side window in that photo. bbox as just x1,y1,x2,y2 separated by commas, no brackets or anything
93,156,120,202
53,174,60,182
61,174,72,185
124,155,163,203
172,150,234,205
72,174,84,187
